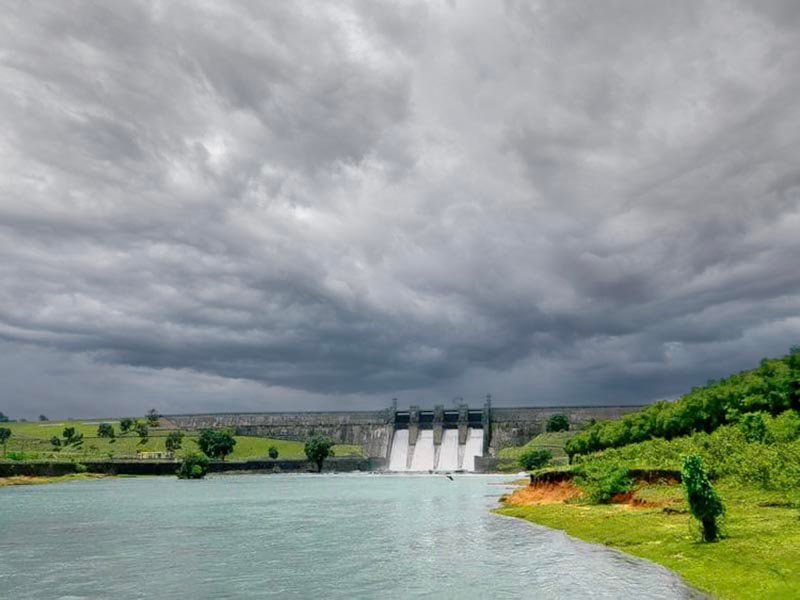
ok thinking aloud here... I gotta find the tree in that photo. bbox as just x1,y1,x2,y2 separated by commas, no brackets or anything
0,412,8,423
177,452,210,479
739,412,768,443
546,414,570,433
165,431,184,453
50,436,62,451
682,455,724,542
519,448,552,471
304,435,334,472
38,414,48,422
62,427,84,447
119,418,134,434
146,409,160,427
268,446,279,460
135,422,149,444
0,427,11,457
97,423,115,439
196,429,237,460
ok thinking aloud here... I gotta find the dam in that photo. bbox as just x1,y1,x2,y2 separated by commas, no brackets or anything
165,399,643,471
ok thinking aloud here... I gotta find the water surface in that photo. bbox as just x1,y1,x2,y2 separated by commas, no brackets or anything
0,474,694,599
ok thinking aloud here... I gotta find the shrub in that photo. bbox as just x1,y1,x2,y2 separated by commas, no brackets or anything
134,422,149,444
177,453,209,479
74,463,88,473
546,414,570,433
268,446,279,460
146,409,160,427
119,418,134,434
97,423,115,438
682,455,724,542
304,435,335,472
165,431,184,453
519,448,552,471
196,429,236,460
738,412,768,443
575,463,633,504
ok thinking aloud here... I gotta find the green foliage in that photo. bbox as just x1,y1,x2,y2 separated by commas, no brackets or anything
738,412,768,442
519,448,552,470
38,414,48,422
119,418,134,434
304,435,335,472
0,412,8,423
74,462,88,474
566,351,800,459
62,427,83,447
96,423,115,438
176,452,209,479
50,435,62,450
0,427,11,456
196,429,237,460
574,463,633,504
268,445,279,459
165,431,184,452
146,409,160,427
682,455,724,542
134,422,149,444
546,414,570,433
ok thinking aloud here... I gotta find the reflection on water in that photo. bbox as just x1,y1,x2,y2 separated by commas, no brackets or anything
0,474,694,599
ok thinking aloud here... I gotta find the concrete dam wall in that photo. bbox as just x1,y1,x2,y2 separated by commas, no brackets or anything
166,403,644,466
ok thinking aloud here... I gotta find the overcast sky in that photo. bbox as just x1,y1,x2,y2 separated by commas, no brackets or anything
2,1,800,419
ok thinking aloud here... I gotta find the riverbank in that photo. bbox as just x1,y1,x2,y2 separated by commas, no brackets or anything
0,473,109,487
497,480,800,599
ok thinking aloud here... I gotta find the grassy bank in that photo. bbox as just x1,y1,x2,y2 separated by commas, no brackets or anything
0,421,364,462
497,480,800,599
0,473,109,487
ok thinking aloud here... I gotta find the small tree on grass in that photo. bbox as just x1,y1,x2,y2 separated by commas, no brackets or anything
62,427,84,447
97,423,115,439
0,427,11,457
177,452,210,479
165,431,184,453
546,414,570,433
519,448,552,471
268,445,279,460
119,418,134,434
39,414,48,422
146,409,160,427
682,455,724,542
196,429,236,460
135,422,149,445
304,435,334,472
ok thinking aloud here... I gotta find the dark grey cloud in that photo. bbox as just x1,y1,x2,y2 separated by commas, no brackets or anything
1,0,800,418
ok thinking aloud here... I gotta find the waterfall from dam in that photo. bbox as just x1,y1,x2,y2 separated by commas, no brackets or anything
436,429,460,471
462,428,484,472
388,429,409,471
409,430,435,471
387,427,484,472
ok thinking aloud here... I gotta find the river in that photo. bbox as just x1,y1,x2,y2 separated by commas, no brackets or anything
0,474,694,599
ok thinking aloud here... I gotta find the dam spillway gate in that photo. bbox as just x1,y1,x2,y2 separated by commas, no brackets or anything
387,404,488,472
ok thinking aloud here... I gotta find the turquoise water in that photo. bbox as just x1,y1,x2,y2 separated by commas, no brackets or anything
0,474,693,599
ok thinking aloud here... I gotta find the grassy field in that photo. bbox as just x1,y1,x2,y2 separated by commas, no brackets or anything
497,481,800,599
0,421,364,461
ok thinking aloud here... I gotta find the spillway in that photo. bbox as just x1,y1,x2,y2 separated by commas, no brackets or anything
409,430,435,471
388,429,409,471
436,429,459,471
462,428,483,472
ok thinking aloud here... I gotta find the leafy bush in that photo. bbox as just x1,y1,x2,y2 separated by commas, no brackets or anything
546,414,570,432
97,423,115,439
196,429,237,460
74,463,88,473
519,448,552,470
177,453,209,479
119,418,134,434
165,431,184,453
682,455,724,542
738,412,768,442
304,435,335,472
268,446,279,460
575,463,633,504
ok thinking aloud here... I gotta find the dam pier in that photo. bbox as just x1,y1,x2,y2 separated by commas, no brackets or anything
165,400,642,472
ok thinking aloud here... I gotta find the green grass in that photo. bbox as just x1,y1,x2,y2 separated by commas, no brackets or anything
495,431,577,471
497,481,800,599
0,421,364,461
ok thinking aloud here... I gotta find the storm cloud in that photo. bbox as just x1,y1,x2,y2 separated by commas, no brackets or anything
2,1,800,418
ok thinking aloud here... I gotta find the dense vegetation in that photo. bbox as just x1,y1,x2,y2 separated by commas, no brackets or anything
565,349,800,460
177,453,209,479
304,435,335,472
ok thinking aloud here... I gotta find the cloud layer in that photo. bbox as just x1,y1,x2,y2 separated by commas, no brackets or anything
2,1,800,418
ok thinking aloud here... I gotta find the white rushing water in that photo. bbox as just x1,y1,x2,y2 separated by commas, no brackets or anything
409,430,435,471
462,427,484,472
436,429,459,471
388,429,409,471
